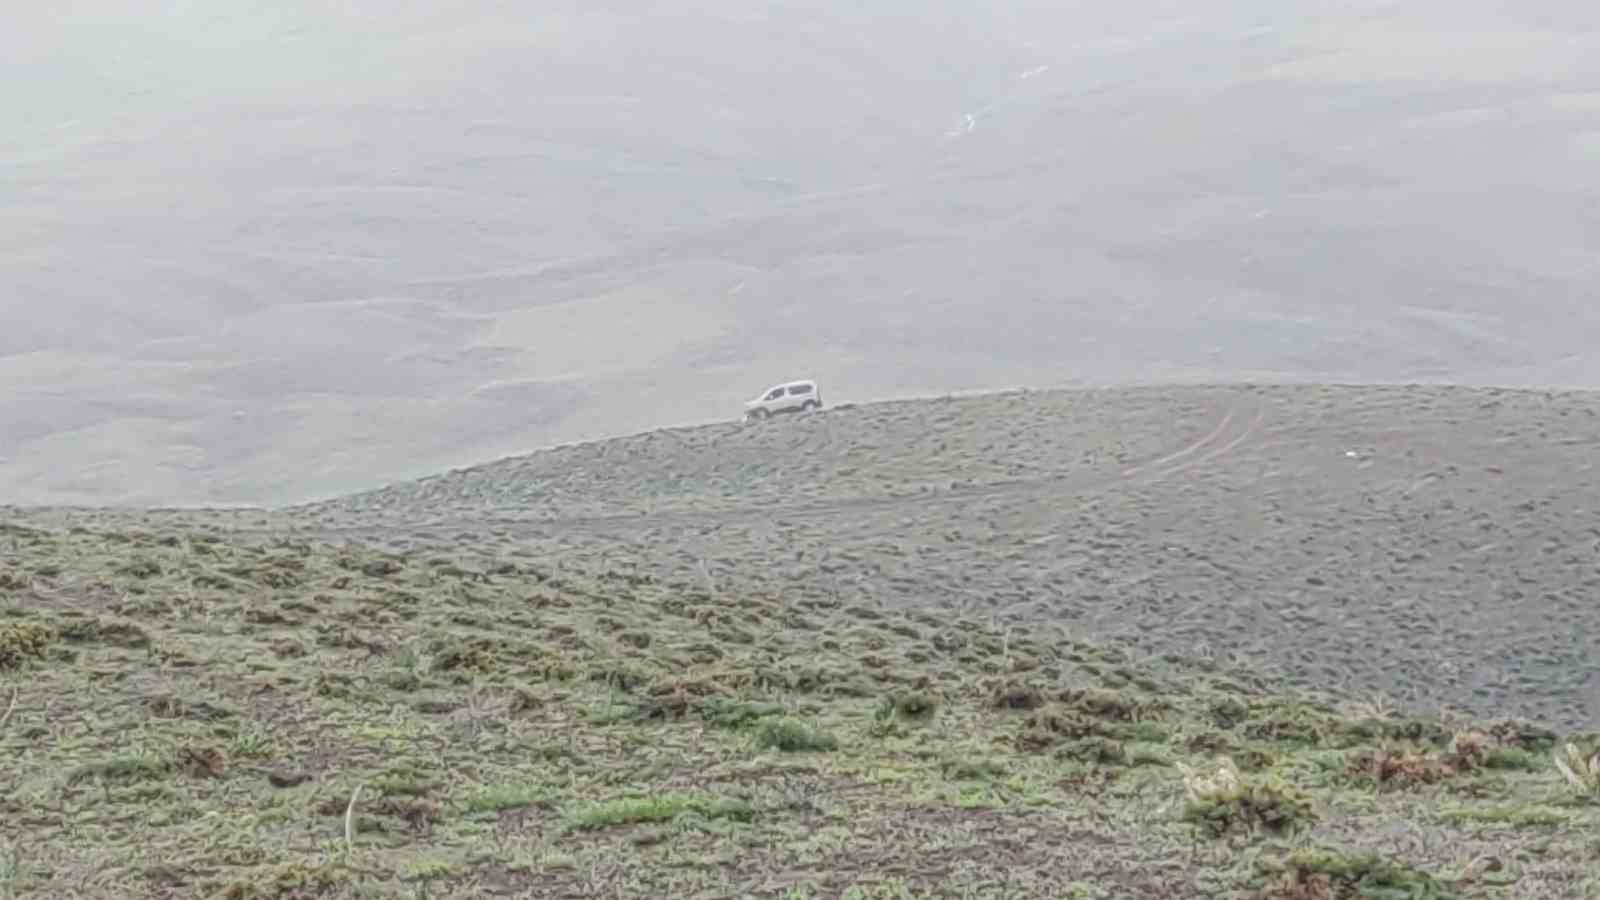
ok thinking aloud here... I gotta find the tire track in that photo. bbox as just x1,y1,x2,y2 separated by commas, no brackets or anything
1120,405,1238,478
279,392,1268,543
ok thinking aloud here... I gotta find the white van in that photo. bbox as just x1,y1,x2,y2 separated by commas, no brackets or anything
743,379,823,421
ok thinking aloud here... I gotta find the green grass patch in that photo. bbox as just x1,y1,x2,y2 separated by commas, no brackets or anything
754,717,839,753
67,753,174,786
402,857,457,883
565,792,753,831
464,783,548,814
1441,802,1570,828
1482,746,1544,772
703,697,787,729
1252,846,1452,899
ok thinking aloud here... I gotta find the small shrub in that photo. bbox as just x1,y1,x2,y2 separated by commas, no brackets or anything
1482,746,1542,772
1180,729,1235,754
373,765,442,798
176,744,228,779
403,857,455,883
989,679,1047,711
1347,744,1448,790
1445,729,1494,771
1126,721,1170,743
941,755,1010,781
1176,757,1317,837
1126,743,1173,767
1232,744,1280,772
218,862,350,899
68,753,173,787
145,694,238,721
310,672,359,700
381,668,423,692
1348,725,1560,792
56,618,150,649
1059,687,1165,722
702,697,787,730
1056,737,1127,767
617,631,652,649
1337,714,1451,749
229,729,274,760
1208,697,1250,729
1253,846,1450,900
1018,706,1113,752
1485,719,1560,754
429,638,496,676
359,558,404,578
1348,729,1514,791
507,686,545,715
586,660,653,693
754,718,839,753
117,558,163,579
378,798,443,833
876,690,938,724
1242,700,1337,746
0,623,53,670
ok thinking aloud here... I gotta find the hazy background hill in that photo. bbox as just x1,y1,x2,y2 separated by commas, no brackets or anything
5,0,1598,507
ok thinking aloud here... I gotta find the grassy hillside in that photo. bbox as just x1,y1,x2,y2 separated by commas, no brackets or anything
2,521,1597,898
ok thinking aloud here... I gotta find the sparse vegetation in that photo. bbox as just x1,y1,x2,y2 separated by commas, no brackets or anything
0,519,1593,898
1252,846,1453,899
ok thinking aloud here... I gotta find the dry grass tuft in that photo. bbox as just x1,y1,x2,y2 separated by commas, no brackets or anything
1350,728,1537,791
217,862,352,899
1552,741,1600,797
0,688,17,733
988,679,1048,710
0,623,53,670
1349,744,1447,790
176,744,229,779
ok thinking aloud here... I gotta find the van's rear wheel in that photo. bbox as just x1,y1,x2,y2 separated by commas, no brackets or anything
802,400,818,412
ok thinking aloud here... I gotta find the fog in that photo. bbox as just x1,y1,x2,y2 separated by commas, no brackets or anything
4,1,1598,506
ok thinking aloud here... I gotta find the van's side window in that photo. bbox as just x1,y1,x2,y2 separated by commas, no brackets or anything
789,384,813,396
766,388,784,401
